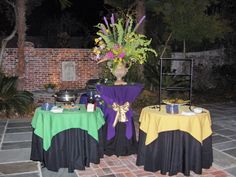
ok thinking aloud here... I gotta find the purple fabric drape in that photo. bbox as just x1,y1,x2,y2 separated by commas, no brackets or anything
96,84,143,140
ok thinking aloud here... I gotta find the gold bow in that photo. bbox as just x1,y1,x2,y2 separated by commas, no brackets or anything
112,102,130,127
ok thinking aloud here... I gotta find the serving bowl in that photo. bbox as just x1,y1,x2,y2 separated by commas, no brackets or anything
53,90,78,103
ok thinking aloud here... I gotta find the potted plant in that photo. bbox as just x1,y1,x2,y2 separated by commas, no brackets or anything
44,83,56,93
91,14,157,85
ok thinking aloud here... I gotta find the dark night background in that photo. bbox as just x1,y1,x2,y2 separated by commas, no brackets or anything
1,0,106,48
0,0,236,52
0,0,236,113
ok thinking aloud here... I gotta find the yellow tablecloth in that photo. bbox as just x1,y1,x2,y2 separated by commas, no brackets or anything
139,105,212,145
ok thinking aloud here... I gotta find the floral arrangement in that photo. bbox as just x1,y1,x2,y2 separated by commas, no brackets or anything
92,14,157,70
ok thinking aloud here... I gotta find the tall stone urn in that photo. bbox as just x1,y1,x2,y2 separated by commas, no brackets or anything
111,62,128,85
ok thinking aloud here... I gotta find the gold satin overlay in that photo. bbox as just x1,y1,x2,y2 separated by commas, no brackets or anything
139,105,212,145
112,102,130,127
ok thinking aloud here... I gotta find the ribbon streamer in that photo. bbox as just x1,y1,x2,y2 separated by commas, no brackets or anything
112,102,130,127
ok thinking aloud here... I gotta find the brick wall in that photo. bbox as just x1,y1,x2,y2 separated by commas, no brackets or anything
2,45,101,91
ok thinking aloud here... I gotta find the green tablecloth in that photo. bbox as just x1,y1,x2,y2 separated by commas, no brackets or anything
31,105,105,151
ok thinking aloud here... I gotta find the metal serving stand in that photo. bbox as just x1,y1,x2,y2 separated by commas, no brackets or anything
158,58,193,110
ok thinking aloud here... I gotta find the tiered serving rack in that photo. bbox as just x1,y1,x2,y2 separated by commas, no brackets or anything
158,58,193,110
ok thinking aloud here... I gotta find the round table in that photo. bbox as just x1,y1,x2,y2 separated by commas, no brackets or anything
96,84,143,156
136,105,213,176
30,105,105,172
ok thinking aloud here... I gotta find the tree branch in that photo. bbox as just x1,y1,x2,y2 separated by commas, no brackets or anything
160,32,172,59
0,0,17,68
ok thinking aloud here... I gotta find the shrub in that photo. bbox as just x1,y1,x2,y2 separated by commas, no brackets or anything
0,73,34,117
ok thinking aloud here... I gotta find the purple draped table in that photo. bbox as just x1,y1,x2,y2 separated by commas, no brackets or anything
96,84,143,156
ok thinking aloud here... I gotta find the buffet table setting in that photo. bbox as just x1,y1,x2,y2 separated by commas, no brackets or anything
30,95,213,175
30,82,144,173
30,104,105,172
27,11,215,175
136,104,213,176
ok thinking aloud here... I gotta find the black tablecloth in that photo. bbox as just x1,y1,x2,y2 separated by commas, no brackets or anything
136,130,213,176
102,121,137,156
30,128,104,172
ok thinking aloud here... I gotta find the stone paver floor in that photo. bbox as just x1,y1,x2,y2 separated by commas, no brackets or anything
0,102,236,177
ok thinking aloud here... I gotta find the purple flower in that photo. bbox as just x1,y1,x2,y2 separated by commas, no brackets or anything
111,14,115,25
103,16,109,28
134,15,146,32
138,16,146,26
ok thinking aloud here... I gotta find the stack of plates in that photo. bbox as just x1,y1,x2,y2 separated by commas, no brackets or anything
50,106,63,113
193,107,203,113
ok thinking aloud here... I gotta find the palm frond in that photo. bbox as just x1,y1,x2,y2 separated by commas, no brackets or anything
0,73,34,117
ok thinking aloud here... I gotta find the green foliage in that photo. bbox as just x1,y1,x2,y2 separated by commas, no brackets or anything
104,0,135,10
220,0,236,60
132,90,158,112
58,0,72,10
150,0,231,50
143,55,160,91
116,19,125,45
98,62,115,82
143,44,172,91
144,54,189,93
0,73,34,117
125,64,143,83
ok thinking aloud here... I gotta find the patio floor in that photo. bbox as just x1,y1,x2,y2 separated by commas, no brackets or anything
0,102,236,177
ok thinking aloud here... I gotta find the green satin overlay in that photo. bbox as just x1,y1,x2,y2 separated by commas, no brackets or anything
31,105,105,151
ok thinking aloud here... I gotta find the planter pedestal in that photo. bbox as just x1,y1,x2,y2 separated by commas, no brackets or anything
111,63,128,85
